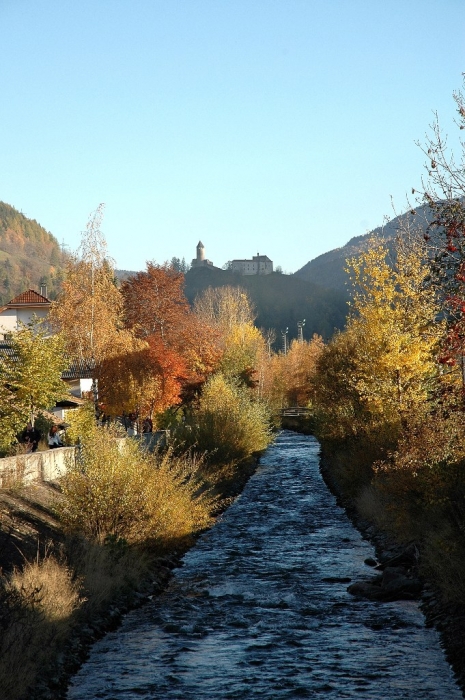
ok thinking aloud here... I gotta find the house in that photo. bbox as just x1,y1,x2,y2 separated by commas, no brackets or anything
0,287,97,423
231,254,273,275
51,358,95,422
0,286,51,339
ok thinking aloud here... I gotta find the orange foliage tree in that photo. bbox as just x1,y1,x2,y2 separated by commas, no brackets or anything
120,263,221,415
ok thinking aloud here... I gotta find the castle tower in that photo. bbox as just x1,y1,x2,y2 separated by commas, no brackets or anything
197,241,205,262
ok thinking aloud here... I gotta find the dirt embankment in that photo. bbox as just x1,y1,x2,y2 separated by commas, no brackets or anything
0,482,65,575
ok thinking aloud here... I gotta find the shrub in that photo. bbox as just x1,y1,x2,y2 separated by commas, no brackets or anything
57,423,214,548
179,372,273,465
64,401,101,445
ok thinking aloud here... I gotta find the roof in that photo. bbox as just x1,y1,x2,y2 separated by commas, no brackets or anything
6,290,51,306
61,358,96,380
55,396,87,407
0,344,95,380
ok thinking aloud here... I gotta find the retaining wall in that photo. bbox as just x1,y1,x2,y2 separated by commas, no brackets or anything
0,447,76,488
0,432,170,488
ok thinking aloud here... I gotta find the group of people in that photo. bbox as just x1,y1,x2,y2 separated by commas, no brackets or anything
21,422,64,453
20,412,154,453
121,412,153,436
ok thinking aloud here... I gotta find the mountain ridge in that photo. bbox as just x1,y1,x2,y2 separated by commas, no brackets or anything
294,204,432,294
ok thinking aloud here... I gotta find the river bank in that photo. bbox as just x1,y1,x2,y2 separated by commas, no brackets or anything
317,446,465,697
0,457,260,700
2,432,463,698
67,430,460,699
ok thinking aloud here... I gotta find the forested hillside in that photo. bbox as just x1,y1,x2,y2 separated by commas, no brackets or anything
0,202,68,305
184,266,347,342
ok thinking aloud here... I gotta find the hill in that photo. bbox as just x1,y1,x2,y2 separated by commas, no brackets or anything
183,266,348,343
294,204,433,295
0,202,68,305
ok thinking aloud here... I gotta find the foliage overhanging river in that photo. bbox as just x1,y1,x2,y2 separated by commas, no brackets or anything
67,431,461,699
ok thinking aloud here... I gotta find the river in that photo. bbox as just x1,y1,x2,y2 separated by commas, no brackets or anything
67,431,462,699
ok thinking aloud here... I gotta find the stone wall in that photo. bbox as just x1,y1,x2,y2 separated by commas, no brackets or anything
0,433,170,488
0,446,76,487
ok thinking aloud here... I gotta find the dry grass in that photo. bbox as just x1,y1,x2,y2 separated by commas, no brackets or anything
65,536,152,616
0,553,83,700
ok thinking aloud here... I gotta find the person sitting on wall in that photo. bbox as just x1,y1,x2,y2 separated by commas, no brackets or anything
21,422,41,453
48,425,63,449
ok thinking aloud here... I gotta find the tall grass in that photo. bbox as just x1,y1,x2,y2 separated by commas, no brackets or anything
0,554,82,700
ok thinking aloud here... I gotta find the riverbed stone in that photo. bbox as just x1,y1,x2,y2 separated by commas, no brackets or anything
347,562,423,601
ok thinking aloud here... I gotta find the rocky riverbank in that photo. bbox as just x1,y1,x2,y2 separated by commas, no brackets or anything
318,449,465,697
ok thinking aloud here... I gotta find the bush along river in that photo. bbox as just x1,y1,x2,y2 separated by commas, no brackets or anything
67,431,461,699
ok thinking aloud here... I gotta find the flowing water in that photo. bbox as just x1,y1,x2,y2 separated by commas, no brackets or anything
67,431,462,699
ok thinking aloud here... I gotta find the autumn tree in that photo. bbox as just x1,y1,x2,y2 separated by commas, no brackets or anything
177,372,273,464
346,236,442,418
49,205,132,367
261,335,324,410
97,336,188,418
121,262,189,342
194,286,264,383
193,285,256,331
314,236,442,443
121,263,222,415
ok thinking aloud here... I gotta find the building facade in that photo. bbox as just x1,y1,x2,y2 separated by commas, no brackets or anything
231,254,273,275
0,288,51,339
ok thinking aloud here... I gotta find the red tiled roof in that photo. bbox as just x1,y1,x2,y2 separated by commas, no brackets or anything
7,290,51,305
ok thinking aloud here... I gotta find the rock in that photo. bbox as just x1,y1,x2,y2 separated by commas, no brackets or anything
347,565,422,602
377,543,419,569
364,557,378,567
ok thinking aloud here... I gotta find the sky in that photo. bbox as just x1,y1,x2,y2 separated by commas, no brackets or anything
1,0,464,274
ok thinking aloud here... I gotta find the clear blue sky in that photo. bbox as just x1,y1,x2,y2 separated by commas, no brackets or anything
1,0,464,273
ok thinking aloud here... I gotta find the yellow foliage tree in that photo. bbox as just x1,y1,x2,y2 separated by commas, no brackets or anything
58,422,214,546
179,372,273,464
346,236,443,421
194,286,265,383
49,205,135,368
261,335,324,410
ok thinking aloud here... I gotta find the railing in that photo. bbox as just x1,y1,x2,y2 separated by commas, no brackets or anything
278,407,312,417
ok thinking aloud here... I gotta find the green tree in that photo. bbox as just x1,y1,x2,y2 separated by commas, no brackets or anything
0,320,67,449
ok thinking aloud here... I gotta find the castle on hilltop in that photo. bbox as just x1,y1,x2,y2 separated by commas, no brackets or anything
231,253,273,275
191,242,273,275
191,241,214,269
